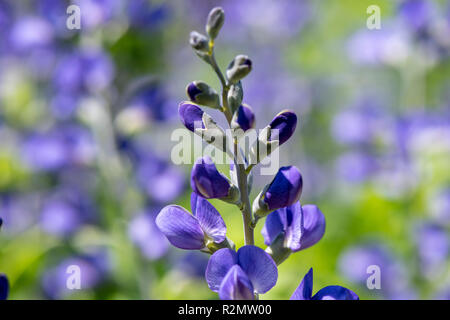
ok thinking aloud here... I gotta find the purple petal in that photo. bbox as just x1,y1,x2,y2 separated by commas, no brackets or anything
0,274,9,300
237,245,278,294
290,268,313,300
269,110,297,145
313,285,359,300
264,166,303,210
206,248,238,292
296,204,326,251
191,193,226,243
235,104,255,131
284,202,303,251
190,156,231,199
179,102,204,132
155,205,205,250
219,265,255,300
261,209,284,246
187,82,203,101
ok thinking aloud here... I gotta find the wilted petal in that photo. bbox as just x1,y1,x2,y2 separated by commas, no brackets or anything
206,248,238,292
296,204,326,251
237,245,277,294
219,265,255,300
269,110,297,145
290,268,313,300
190,156,231,199
264,166,303,210
0,274,9,300
156,205,205,250
191,193,226,243
179,102,205,132
313,285,359,300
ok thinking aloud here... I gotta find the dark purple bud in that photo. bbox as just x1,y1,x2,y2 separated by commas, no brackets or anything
179,102,205,132
232,104,255,132
206,7,225,40
254,166,303,217
0,274,9,300
190,156,232,199
268,110,297,145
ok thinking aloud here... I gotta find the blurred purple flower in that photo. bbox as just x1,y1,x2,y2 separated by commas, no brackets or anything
335,151,377,183
205,245,277,300
74,0,120,30
339,244,416,299
127,0,170,29
41,251,110,299
414,222,449,277
9,16,54,53
397,0,435,31
129,210,169,260
291,268,358,300
40,187,95,237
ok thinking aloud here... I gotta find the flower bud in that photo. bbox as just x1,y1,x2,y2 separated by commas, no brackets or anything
206,7,225,40
226,55,252,84
227,81,243,114
191,156,239,203
253,166,303,218
189,31,209,53
268,110,297,145
186,81,221,109
178,102,205,132
231,104,255,132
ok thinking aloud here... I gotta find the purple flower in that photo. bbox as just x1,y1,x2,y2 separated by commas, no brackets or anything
398,0,434,31
179,102,205,132
254,166,303,216
232,104,255,132
205,245,278,300
0,274,8,300
21,125,95,172
262,201,325,253
191,156,233,199
129,210,169,260
156,193,227,250
414,222,449,276
41,251,110,299
291,268,358,300
9,16,54,53
339,244,416,299
268,110,297,146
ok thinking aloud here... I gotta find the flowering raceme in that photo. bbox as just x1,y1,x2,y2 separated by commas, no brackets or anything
156,7,357,300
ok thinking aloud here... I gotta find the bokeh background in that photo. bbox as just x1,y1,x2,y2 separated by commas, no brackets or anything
0,0,449,300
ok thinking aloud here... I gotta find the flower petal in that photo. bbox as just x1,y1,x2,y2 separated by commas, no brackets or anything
191,193,226,243
313,285,359,300
268,110,297,145
297,204,326,251
237,245,278,294
264,166,303,210
0,274,9,300
155,205,205,250
206,248,238,292
219,265,255,300
290,268,313,300
190,156,231,199
178,102,204,132
284,201,303,251
261,209,285,246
